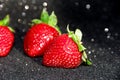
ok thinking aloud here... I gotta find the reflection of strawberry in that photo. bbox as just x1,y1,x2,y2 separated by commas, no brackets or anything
24,8,61,57
43,26,92,68
0,15,14,57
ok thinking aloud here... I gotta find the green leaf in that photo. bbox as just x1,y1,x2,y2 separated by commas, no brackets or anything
48,11,57,27
0,15,10,26
8,26,15,33
82,51,92,65
75,29,82,41
86,59,92,65
41,8,49,23
32,19,42,24
78,44,86,52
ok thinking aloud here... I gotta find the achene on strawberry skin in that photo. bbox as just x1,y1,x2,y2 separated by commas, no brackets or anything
0,15,15,57
23,8,61,57
43,26,92,68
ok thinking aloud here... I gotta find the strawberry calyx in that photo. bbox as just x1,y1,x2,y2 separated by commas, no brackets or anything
67,25,92,65
31,8,61,34
0,15,15,33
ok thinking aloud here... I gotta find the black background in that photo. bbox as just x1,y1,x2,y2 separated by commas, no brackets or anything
0,0,120,80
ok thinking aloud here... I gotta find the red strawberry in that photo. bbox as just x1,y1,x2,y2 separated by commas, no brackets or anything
43,26,92,68
0,15,14,57
24,8,61,57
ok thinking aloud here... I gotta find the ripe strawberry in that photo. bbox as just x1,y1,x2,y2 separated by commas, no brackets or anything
24,8,61,57
43,26,92,68
0,15,14,57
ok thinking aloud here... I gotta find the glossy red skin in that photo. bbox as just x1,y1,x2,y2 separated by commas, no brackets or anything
0,26,14,57
24,23,59,57
43,34,82,68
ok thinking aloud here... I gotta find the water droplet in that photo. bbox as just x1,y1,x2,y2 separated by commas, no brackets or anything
25,5,29,10
43,2,48,7
86,4,91,10
104,28,109,32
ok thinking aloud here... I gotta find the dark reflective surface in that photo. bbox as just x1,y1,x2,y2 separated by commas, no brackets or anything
0,0,120,80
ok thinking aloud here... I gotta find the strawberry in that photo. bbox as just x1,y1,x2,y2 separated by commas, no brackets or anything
43,26,92,68
24,8,61,57
0,15,15,57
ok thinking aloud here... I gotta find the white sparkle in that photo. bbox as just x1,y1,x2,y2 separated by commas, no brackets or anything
104,28,109,32
86,4,91,10
25,63,28,66
75,2,79,6
18,2,23,6
43,2,48,7
107,35,111,39
22,12,26,16
25,5,29,10
88,51,91,54
0,4,4,10
91,38,95,42
18,18,22,23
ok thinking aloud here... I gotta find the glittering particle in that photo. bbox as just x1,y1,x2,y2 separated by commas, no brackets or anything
18,18,22,23
22,12,26,17
111,51,114,54
114,33,118,36
32,69,34,72
108,47,111,50
24,5,29,10
17,58,20,61
43,2,48,7
99,48,102,51
91,38,95,42
92,50,95,53
94,55,96,58
75,2,79,6
104,28,109,32
33,6,37,10
18,2,23,6
22,28,26,32
0,3,4,10
32,0,36,4
25,63,28,66
86,4,91,10
107,35,111,39
88,51,91,54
